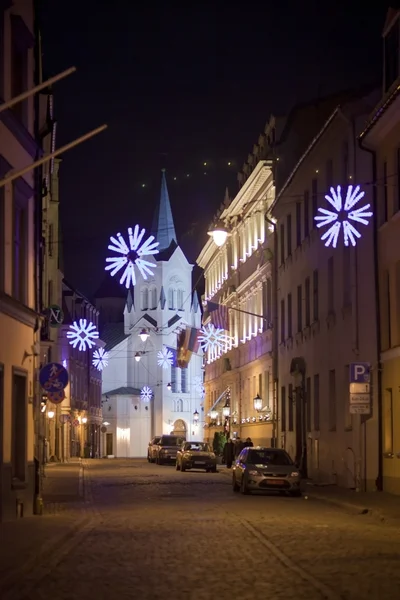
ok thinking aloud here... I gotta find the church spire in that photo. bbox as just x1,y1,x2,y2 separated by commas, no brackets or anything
151,169,177,251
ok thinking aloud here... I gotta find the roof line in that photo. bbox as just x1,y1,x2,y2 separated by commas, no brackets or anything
359,83,400,141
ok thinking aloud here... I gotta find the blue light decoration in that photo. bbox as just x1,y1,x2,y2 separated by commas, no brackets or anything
314,185,372,248
92,347,109,371
141,386,153,402
198,324,231,352
67,319,99,351
105,225,160,289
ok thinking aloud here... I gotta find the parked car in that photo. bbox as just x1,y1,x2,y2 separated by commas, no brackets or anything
232,447,302,496
176,441,217,472
154,435,185,465
147,436,161,463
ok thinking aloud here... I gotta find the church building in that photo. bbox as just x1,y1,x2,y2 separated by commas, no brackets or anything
98,171,204,458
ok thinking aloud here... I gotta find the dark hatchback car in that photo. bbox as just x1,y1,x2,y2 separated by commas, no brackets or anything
232,447,302,496
154,435,185,465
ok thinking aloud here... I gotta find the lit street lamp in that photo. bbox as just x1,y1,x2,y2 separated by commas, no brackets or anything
207,221,231,247
253,394,263,412
139,329,149,342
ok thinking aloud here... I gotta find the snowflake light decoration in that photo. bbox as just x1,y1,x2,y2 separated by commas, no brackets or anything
105,225,160,289
198,324,231,352
157,346,174,370
141,386,153,402
193,375,205,398
67,319,99,352
92,347,109,371
314,185,372,248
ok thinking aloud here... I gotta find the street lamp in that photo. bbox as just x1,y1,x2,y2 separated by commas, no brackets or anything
222,405,230,417
139,329,149,342
207,221,231,247
82,417,88,424
210,409,218,420
167,382,172,391
193,410,199,423
135,352,141,362
47,410,55,419
253,394,263,411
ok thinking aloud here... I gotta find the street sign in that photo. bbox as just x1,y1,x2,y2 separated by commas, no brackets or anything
47,389,65,405
39,363,69,393
72,419,80,427
101,426,107,433
349,382,370,394
349,362,371,383
47,304,64,327
350,393,370,404
350,404,371,415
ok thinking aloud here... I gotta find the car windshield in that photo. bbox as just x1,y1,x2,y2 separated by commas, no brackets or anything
161,436,182,446
248,450,293,466
184,443,210,452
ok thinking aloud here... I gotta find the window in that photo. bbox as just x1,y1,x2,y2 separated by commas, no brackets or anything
168,288,175,310
329,369,336,431
306,377,311,432
286,214,292,256
141,288,148,311
344,364,352,430
48,224,53,257
48,279,53,306
326,159,333,189
311,179,318,228
382,161,388,224
181,368,188,393
381,270,391,350
150,287,157,310
288,383,293,431
177,289,184,310
280,299,285,343
12,371,27,481
384,20,400,91
327,256,334,313
313,269,319,321
305,277,310,326
297,285,302,332
313,374,320,431
281,386,286,432
11,19,28,125
296,202,301,247
280,223,285,265
342,141,349,185
384,388,394,454
171,365,178,393
287,293,292,338
12,187,28,304
304,190,310,237
264,278,272,329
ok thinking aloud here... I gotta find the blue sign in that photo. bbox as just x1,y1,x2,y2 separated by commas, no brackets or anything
349,362,371,384
39,362,69,393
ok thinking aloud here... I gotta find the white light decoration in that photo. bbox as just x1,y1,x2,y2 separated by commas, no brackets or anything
198,323,231,352
67,319,99,351
105,225,160,289
314,185,372,248
157,346,174,369
193,375,205,398
141,386,153,402
92,347,109,371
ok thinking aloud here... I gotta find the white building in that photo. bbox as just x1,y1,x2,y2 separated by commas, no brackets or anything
101,171,204,457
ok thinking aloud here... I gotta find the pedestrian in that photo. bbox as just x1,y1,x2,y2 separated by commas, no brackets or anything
235,438,244,457
244,437,254,448
223,439,235,468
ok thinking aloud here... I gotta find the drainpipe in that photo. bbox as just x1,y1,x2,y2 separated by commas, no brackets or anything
265,215,278,448
358,137,383,492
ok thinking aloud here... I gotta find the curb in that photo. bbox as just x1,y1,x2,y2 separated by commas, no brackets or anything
305,492,387,522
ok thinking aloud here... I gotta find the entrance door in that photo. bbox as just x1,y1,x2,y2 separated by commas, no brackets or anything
172,419,187,439
106,433,113,455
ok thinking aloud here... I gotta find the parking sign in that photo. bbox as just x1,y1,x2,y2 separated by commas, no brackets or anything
349,363,371,384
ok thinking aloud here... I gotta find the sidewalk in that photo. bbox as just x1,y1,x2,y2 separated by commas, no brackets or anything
0,460,89,597
218,466,400,523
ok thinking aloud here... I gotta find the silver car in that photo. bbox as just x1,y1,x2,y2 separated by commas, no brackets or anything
232,447,301,496
176,442,217,472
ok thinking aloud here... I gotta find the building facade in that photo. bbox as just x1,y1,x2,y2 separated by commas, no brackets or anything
0,0,40,521
359,8,400,494
101,171,204,457
197,161,276,446
271,91,380,490
59,280,103,460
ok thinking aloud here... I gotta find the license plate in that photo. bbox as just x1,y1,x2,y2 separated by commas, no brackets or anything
268,479,284,485
195,461,205,465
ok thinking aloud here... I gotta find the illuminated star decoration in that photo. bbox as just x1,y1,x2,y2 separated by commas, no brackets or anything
193,375,205,399
198,324,231,353
92,347,109,371
105,225,160,289
67,319,99,352
314,185,372,248
141,386,153,402
157,346,174,370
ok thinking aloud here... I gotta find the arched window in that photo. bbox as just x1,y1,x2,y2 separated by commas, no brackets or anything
175,398,183,412
177,289,184,310
168,288,175,309
150,287,157,310
141,288,148,310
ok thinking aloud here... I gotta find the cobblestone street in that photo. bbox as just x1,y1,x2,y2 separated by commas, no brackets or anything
2,459,400,600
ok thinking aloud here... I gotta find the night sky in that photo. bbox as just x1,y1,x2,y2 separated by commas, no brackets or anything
38,1,389,298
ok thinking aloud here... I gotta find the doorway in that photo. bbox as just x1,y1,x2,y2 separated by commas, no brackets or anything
106,433,113,455
172,419,187,439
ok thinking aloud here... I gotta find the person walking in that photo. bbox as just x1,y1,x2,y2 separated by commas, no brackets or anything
244,437,254,448
223,439,235,468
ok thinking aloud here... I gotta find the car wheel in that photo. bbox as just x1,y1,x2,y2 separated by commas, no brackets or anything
176,461,180,471
240,476,250,495
232,475,240,492
211,466,217,473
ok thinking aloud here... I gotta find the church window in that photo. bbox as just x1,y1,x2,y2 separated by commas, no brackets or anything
177,289,184,310
175,398,183,412
141,288,148,310
168,287,175,310
171,365,178,392
181,368,188,392
150,286,157,310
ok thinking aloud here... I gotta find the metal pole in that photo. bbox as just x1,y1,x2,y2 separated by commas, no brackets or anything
0,66,76,113
0,124,107,189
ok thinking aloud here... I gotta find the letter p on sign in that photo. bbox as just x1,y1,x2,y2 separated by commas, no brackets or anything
350,362,371,383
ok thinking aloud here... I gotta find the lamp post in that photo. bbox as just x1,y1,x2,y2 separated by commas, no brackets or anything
253,394,263,412
207,221,231,247
139,329,149,342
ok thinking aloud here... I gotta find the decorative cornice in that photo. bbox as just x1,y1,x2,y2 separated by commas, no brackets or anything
0,291,40,328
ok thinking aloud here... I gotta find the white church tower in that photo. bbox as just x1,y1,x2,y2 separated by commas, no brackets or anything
101,170,204,457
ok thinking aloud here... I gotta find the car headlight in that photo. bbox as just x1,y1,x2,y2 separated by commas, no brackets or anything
248,470,261,476
290,471,300,477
